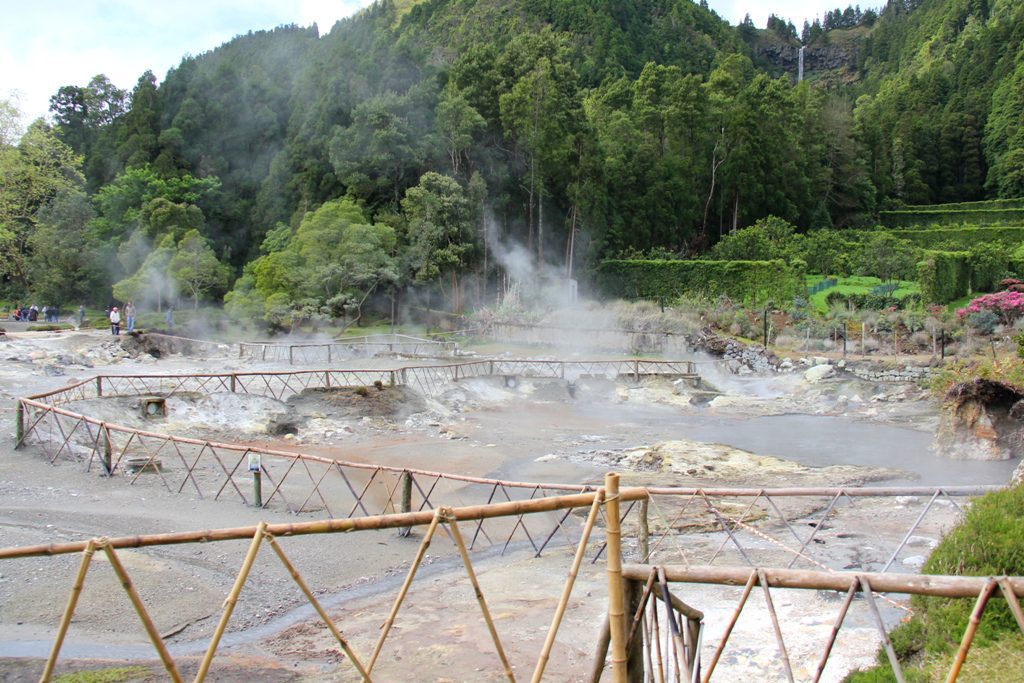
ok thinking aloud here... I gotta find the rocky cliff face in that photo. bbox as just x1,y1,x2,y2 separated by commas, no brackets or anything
756,43,861,81
933,379,1024,461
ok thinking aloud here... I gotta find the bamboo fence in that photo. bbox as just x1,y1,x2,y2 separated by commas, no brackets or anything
235,333,460,363
4,485,1021,682
13,364,993,569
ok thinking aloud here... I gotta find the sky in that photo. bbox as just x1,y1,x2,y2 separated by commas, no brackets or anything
2,0,844,128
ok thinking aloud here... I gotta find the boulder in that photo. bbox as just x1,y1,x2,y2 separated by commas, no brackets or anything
804,364,835,383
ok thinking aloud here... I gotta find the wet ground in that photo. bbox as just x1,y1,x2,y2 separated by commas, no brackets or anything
0,329,1014,680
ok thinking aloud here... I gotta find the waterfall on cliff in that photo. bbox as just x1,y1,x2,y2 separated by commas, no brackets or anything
798,45,805,82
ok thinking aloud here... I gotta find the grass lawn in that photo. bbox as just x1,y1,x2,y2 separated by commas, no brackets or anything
805,275,920,313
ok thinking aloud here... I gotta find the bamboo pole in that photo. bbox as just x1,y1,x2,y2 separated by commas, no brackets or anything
623,579,644,683
659,566,687,683
263,533,372,681
399,471,413,538
15,401,23,448
758,568,793,682
639,498,650,562
997,577,1024,634
368,510,443,672
532,489,606,683
625,569,657,649
589,614,611,683
41,540,97,682
2,489,645,560
946,579,998,683
605,473,628,683
651,596,665,683
194,521,266,682
812,581,859,683
102,544,183,682
860,576,905,683
443,507,515,682
701,570,757,683
622,565,1024,600
642,612,654,683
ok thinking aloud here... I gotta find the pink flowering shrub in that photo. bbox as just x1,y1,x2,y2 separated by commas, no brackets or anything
956,290,1024,326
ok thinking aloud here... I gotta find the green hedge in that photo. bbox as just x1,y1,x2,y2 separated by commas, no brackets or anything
856,226,1024,249
597,259,800,305
824,290,921,310
879,208,1024,228
897,198,1024,212
918,251,971,304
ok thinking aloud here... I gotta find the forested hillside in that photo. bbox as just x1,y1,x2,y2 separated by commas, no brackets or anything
1,0,1022,323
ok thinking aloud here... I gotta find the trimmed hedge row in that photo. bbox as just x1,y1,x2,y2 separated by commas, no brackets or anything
597,259,801,304
825,290,921,310
898,198,1024,212
879,208,1024,228
852,226,1024,249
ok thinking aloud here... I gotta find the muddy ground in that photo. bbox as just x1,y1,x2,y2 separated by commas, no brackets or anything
0,329,1006,681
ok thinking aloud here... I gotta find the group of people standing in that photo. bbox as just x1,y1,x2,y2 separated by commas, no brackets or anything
10,305,60,322
107,301,136,335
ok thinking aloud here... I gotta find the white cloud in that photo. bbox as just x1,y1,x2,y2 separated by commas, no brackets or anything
1,0,373,127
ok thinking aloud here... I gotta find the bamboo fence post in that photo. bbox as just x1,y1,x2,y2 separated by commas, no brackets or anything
625,570,657,649
41,539,98,682
605,472,628,683
229,375,236,393
102,544,183,682
443,507,515,682
702,570,757,683
624,579,645,683
860,576,906,683
758,568,794,682
368,509,443,672
946,579,998,683
658,566,687,682
15,401,23,448
102,424,113,475
589,614,611,683
651,599,665,683
997,577,1024,634
642,613,654,683
96,377,103,397
399,471,413,537
812,581,860,683
194,521,267,682
532,489,605,683
263,533,371,681
639,497,650,562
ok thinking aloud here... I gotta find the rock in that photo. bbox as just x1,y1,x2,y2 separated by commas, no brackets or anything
804,364,835,383
812,356,830,366
901,555,927,569
906,535,938,549
836,359,847,369
894,496,919,506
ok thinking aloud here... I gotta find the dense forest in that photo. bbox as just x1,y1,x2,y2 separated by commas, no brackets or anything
1,0,1023,324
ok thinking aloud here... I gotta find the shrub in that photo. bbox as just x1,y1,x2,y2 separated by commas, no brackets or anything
956,291,1024,326
966,309,1000,335
918,251,971,304
891,485,1024,657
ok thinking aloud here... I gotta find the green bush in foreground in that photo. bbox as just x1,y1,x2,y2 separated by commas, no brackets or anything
846,485,1024,681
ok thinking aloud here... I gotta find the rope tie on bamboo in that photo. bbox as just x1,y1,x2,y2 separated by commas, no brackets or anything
707,505,912,615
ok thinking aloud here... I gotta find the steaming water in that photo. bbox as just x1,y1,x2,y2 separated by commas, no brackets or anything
681,413,1016,486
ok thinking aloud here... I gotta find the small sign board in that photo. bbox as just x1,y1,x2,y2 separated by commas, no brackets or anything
248,452,261,473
